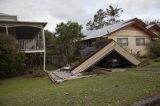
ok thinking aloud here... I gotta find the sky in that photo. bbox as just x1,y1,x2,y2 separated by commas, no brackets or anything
0,0,160,31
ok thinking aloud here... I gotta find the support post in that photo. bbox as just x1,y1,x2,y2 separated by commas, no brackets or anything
42,28,46,72
5,26,9,36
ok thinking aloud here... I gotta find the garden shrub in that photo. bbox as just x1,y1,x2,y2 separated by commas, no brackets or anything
24,71,46,78
147,39,160,58
0,33,25,79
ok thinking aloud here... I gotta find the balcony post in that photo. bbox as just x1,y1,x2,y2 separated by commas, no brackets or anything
5,26,9,36
42,28,46,72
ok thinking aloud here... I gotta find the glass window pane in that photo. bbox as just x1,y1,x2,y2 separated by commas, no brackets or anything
117,38,128,46
136,38,145,46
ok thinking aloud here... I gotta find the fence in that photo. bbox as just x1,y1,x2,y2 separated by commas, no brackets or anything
47,55,67,67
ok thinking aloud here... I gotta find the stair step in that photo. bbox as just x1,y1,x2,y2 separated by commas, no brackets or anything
48,72,64,83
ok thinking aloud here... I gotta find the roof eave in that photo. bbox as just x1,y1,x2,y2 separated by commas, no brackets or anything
0,20,47,27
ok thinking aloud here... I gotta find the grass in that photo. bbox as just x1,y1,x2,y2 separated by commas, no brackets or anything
46,64,59,71
146,60,160,68
0,61,160,106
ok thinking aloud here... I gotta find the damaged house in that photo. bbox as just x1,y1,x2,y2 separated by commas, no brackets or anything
72,18,159,74
49,18,160,83
0,13,47,70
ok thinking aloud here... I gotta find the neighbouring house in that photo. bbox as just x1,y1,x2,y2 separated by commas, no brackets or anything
0,13,47,71
82,18,159,56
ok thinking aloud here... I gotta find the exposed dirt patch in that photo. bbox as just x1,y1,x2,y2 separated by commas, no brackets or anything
24,71,46,78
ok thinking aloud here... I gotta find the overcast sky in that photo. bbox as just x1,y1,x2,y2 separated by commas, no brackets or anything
0,0,160,31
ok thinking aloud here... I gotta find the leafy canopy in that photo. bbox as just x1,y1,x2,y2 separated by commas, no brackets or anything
86,5,123,30
55,21,83,64
45,30,58,55
147,39,160,58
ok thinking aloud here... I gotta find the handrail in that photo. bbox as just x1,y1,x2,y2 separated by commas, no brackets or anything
17,39,43,51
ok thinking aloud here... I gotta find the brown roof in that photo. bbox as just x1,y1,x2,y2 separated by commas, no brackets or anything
146,24,160,32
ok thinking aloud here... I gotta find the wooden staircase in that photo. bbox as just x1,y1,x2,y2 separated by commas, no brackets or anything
47,70,64,84
47,69,82,84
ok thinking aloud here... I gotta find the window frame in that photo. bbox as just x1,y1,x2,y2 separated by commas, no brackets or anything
117,38,128,46
136,38,145,46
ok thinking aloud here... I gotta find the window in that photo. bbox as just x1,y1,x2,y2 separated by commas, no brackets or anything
117,38,128,46
136,38,145,46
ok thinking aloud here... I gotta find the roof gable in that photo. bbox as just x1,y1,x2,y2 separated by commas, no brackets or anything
82,18,158,40
108,21,158,38
146,24,160,33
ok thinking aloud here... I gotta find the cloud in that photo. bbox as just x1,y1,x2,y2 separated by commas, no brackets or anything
106,0,160,20
0,0,160,31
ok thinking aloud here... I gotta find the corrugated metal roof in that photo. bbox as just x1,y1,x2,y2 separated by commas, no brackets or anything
0,13,16,17
0,13,10,16
82,18,136,40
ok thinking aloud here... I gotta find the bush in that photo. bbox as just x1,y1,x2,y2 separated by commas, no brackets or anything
139,58,150,67
0,33,25,79
24,71,46,78
147,40,160,58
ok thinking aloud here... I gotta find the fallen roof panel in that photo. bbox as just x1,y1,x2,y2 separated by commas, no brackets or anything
71,40,141,74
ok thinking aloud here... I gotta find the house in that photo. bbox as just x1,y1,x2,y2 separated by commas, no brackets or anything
0,13,47,71
82,18,159,56
49,40,141,82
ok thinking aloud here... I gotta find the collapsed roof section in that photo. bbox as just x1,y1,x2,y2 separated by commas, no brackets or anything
71,40,141,74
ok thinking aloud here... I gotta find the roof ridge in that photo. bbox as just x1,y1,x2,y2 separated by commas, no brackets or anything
0,13,16,16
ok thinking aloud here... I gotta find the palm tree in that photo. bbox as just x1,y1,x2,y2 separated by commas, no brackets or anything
106,5,123,24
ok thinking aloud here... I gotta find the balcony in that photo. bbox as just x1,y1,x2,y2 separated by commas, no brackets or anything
17,39,44,53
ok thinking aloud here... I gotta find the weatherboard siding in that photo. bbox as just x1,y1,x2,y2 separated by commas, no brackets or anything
108,26,151,56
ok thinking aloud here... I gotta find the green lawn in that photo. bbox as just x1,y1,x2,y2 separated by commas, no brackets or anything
146,60,160,68
0,61,160,106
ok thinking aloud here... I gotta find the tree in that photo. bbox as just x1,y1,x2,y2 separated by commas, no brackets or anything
55,21,83,65
106,5,123,24
86,9,107,30
147,39,160,58
145,20,160,26
45,30,58,56
0,33,25,78
86,5,123,30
